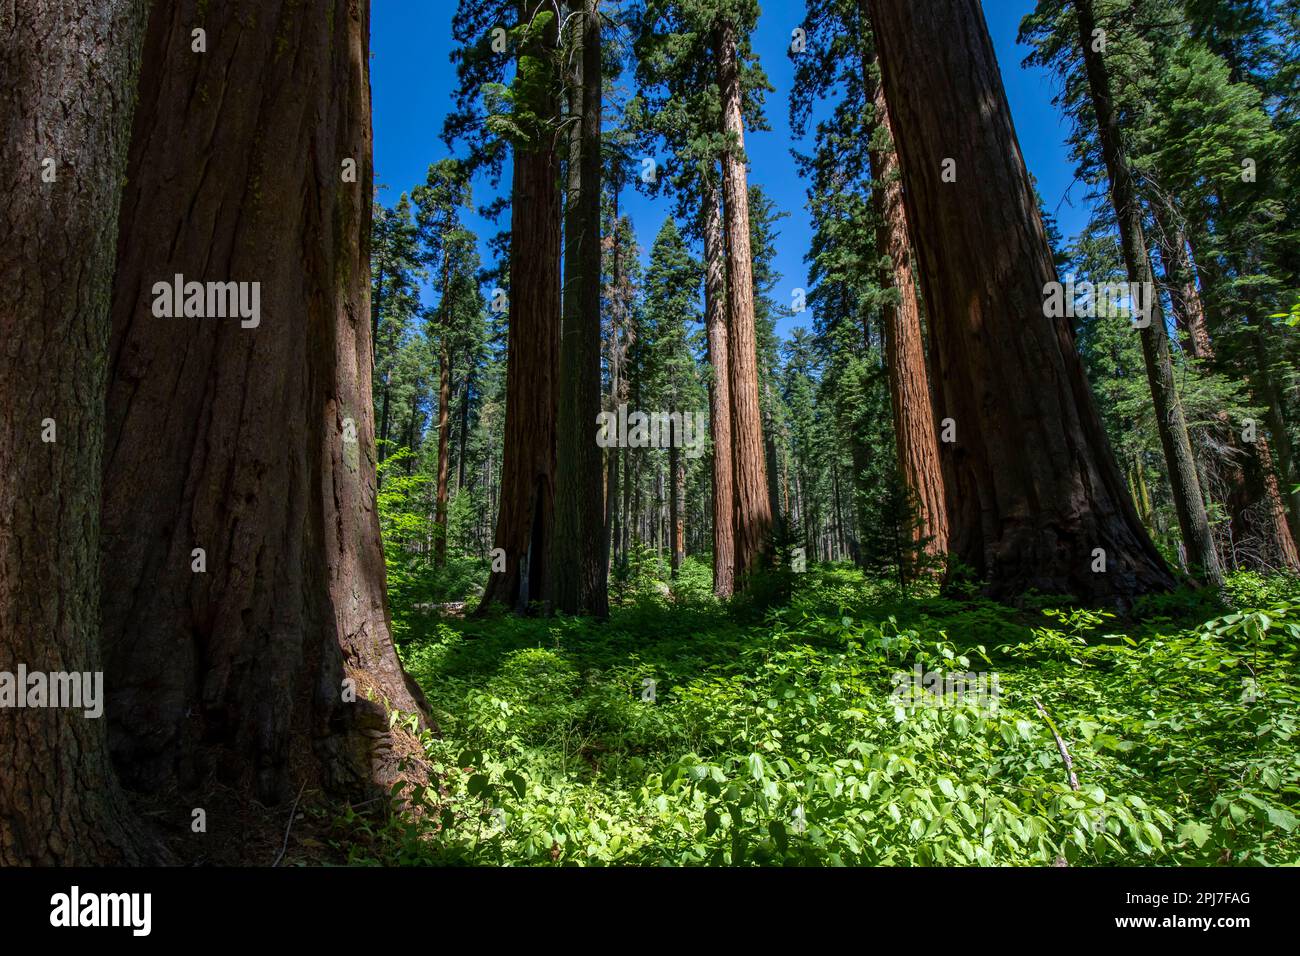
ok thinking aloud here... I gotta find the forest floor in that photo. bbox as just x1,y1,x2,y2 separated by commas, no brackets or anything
339,562,1299,866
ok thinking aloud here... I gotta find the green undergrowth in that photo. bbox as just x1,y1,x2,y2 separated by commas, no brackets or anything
340,564,1300,866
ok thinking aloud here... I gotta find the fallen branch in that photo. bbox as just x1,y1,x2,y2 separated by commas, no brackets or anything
1033,697,1080,792
272,780,308,868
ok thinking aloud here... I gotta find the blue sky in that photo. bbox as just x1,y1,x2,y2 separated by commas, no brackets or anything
372,0,1087,336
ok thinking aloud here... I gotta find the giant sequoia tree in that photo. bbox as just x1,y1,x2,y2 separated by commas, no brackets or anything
553,0,609,617
477,2,563,612
867,0,1175,602
702,180,736,595
100,0,427,806
715,9,773,584
630,0,766,596
792,0,948,572
0,0,151,865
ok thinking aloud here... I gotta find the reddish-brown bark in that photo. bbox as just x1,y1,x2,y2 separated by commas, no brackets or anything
101,0,427,807
703,180,736,597
716,18,773,586
868,0,1175,603
864,56,949,571
479,2,562,613
552,0,608,616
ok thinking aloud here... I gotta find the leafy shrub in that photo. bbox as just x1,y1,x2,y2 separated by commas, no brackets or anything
358,565,1300,866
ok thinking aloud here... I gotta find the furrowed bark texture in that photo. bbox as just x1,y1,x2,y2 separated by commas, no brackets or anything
703,179,736,597
863,50,949,570
868,0,1175,603
716,19,772,586
0,0,152,865
101,0,427,807
552,0,608,617
1074,0,1222,588
478,1,561,613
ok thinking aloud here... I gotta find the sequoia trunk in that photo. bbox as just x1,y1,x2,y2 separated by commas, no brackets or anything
703,179,736,597
864,57,949,573
867,0,1174,603
479,1,562,612
552,0,608,616
101,0,428,809
715,19,772,586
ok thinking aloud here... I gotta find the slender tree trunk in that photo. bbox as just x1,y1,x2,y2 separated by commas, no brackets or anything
848,429,871,568
669,439,683,577
606,403,621,569
552,0,608,617
634,461,643,550
435,343,452,566
457,375,472,492
1074,0,1222,588
379,372,392,462
372,255,386,370
676,448,687,566
781,447,791,520
1153,202,1298,572
483,452,494,550
622,415,634,561
763,381,784,544
1255,331,1300,554
479,0,561,613
604,242,620,571
1153,204,1214,360
100,0,428,809
605,194,624,571
404,383,420,473
867,0,1174,603
703,179,736,597
0,0,153,865
715,19,772,586
857,6,948,572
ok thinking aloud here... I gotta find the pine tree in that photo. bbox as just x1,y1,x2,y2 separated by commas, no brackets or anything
414,160,475,566
0,0,153,865
642,219,705,577
1071,0,1223,587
